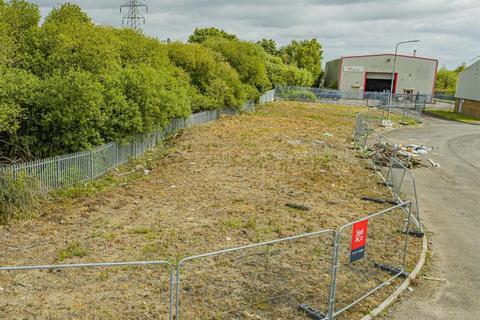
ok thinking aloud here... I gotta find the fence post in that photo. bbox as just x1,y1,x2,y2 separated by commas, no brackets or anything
116,143,119,166
90,150,94,180
362,120,369,150
385,155,394,189
56,156,60,188
134,140,138,159
327,232,341,320
12,164,17,180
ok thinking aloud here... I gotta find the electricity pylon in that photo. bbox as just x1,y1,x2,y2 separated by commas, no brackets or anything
120,1,148,30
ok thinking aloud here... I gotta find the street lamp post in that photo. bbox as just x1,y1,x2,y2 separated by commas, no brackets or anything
388,40,420,119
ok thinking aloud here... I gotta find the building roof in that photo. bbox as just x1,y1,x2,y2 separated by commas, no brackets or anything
327,53,438,63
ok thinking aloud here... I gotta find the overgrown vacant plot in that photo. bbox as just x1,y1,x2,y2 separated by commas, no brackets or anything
0,102,421,319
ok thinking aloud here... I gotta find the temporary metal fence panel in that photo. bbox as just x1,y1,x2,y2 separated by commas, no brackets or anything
434,93,455,102
388,102,423,122
386,157,422,231
339,91,363,100
364,92,389,102
384,93,426,122
365,134,422,231
327,202,412,319
0,204,416,319
175,230,336,320
354,113,369,150
0,261,174,320
364,107,388,128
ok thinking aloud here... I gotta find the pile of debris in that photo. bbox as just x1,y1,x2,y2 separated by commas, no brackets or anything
370,143,429,168
399,144,431,155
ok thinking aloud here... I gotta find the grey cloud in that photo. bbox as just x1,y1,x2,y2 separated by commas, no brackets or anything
30,0,480,68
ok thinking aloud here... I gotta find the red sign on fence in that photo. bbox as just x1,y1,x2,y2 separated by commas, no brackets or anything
350,219,369,263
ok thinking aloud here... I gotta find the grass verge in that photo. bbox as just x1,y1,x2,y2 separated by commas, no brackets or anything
424,109,480,124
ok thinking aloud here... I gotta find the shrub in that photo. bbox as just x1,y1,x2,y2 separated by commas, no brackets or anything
0,66,40,159
121,63,192,132
280,88,318,102
29,69,106,156
0,170,40,224
188,27,238,43
202,37,272,98
167,42,247,110
281,39,324,86
266,55,314,87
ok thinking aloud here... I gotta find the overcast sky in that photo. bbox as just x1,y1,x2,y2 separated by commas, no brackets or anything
32,0,480,68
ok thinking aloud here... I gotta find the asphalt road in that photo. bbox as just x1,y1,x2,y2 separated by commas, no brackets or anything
380,115,480,319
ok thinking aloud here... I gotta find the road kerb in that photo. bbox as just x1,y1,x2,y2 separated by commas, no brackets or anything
360,232,428,320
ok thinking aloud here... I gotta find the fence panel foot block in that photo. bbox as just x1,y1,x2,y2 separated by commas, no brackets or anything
373,263,409,278
298,304,326,320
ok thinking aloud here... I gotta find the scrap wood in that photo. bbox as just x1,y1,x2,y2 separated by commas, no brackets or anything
286,203,310,211
422,276,446,282
371,143,425,168
361,196,398,205
427,158,440,168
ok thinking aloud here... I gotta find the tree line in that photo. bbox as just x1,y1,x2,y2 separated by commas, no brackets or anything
0,1,324,161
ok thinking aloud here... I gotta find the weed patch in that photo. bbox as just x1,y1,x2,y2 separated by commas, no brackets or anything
58,242,89,261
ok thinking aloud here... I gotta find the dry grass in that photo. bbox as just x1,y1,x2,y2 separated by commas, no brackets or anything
0,101,421,319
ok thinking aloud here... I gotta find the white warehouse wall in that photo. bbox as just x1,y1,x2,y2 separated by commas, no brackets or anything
332,54,437,95
456,60,480,102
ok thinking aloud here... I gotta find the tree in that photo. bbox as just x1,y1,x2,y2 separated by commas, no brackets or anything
0,0,40,33
0,0,41,68
98,69,143,142
188,27,237,43
265,55,314,87
454,63,466,74
29,70,106,155
0,72,22,135
0,20,14,65
202,37,272,97
257,39,278,56
281,39,323,86
44,3,92,26
0,66,40,158
167,42,247,110
39,22,121,76
435,64,465,95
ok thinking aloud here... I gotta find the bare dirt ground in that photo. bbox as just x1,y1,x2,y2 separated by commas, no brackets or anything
0,102,421,319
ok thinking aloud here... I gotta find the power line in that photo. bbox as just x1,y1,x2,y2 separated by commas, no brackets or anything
120,0,148,30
